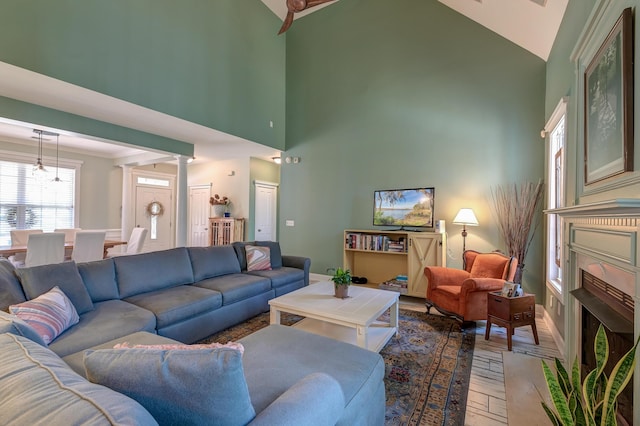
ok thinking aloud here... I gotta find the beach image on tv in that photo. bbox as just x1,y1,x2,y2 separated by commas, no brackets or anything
373,188,434,227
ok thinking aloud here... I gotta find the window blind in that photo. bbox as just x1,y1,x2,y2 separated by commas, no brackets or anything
0,159,76,246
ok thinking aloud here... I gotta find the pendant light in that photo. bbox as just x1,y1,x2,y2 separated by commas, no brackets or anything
51,133,62,185
32,129,47,179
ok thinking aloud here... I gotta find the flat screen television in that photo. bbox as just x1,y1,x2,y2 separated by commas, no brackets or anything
373,187,435,228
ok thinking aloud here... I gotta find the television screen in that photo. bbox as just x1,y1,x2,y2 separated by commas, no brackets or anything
373,187,435,228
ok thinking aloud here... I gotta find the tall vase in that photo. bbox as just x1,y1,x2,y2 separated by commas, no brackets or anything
212,204,225,217
513,263,524,284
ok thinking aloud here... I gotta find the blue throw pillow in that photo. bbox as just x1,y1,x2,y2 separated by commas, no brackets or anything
16,261,94,315
84,345,256,426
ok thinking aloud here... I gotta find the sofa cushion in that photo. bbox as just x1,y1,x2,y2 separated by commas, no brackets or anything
0,333,157,425
124,285,222,329
0,259,26,312
194,273,271,306
0,310,47,346
115,248,195,298
48,299,156,358
247,266,305,289
16,261,94,314
9,286,79,345
85,344,256,426
246,245,272,271
188,245,242,282
240,325,384,416
77,258,119,302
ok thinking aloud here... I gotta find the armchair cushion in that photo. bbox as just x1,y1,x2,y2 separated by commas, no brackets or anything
469,253,513,279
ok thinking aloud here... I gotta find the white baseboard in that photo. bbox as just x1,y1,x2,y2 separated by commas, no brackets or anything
543,308,565,359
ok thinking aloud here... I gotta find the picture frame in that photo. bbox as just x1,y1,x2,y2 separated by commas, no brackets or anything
583,7,633,185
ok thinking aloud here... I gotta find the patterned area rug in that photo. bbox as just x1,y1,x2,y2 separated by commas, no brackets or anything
199,309,475,426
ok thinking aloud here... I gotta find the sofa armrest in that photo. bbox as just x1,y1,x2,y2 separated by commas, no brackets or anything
248,373,344,426
282,255,311,286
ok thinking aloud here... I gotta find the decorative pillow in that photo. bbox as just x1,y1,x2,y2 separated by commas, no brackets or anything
9,286,79,345
84,346,256,426
113,341,244,355
0,310,47,346
246,245,272,272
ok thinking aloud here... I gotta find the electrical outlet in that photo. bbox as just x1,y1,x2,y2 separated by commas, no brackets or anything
286,220,295,227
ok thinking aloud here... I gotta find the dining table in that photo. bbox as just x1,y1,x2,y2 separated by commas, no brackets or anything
0,240,128,260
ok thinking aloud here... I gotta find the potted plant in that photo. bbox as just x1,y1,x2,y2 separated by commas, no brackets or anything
330,267,351,299
209,194,230,217
491,181,544,284
541,324,639,426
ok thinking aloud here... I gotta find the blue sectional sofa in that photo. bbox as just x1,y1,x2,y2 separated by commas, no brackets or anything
0,242,386,425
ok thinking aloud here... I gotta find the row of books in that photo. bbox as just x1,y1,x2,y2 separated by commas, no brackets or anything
344,233,407,253
378,275,408,294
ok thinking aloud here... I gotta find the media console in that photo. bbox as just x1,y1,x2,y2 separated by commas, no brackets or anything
343,229,446,298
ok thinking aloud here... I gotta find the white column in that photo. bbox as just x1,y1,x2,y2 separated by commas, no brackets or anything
120,165,133,242
175,155,189,247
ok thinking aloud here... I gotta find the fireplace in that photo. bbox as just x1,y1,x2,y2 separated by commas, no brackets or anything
573,268,634,426
549,200,640,426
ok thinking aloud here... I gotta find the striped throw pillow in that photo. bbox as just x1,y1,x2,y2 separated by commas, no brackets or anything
9,286,79,345
246,245,272,272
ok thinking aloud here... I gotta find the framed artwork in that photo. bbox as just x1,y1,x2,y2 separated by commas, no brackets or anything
583,7,633,185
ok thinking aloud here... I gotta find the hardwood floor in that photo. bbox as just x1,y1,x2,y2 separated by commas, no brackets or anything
398,296,562,426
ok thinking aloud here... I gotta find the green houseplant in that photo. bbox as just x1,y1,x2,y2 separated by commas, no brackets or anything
541,324,639,426
330,267,351,299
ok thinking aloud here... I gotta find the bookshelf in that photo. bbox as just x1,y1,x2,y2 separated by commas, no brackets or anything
343,229,446,298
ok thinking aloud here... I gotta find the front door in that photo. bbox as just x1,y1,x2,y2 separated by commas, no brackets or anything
135,186,173,252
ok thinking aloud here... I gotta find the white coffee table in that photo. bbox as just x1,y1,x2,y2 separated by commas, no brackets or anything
269,281,399,352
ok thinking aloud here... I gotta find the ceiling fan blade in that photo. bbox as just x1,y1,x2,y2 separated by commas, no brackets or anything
278,11,295,35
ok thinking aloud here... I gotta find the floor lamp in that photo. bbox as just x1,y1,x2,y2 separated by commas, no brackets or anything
453,208,479,266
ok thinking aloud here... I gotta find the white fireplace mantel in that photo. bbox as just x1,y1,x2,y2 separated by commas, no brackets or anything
546,199,640,217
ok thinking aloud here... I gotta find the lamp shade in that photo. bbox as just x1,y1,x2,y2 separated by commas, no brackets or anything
452,208,479,226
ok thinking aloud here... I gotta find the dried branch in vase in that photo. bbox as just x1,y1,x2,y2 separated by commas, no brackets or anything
491,181,544,283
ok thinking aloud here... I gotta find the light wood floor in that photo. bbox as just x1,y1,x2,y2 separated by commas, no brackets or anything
398,296,562,426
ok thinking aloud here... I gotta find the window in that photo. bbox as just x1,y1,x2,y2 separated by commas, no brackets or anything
0,152,80,246
545,99,566,295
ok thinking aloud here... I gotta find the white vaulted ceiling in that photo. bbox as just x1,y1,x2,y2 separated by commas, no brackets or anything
260,0,568,61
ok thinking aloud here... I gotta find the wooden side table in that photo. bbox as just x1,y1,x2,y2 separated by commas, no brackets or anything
484,291,539,351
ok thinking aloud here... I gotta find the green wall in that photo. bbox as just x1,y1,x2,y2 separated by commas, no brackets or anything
0,0,285,150
280,0,547,297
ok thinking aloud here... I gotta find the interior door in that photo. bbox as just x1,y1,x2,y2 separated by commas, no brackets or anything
135,186,173,252
188,185,211,246
254,182,277,241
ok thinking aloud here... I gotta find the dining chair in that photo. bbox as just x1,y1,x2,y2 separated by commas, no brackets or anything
126,227,148,255
24,233,65,267
72,231,106,263
54,228,82,242
9,229,43,267
54,228,81,260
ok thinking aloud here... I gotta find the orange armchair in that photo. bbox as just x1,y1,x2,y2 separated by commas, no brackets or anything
424,250,517,323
